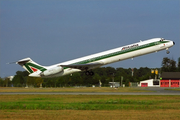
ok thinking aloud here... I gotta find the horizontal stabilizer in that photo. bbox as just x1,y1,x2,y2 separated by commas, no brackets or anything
16,58,31,66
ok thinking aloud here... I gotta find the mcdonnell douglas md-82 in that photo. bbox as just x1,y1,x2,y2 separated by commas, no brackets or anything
16,38,175,78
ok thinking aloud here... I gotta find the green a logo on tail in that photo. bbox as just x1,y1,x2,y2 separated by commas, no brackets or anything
16,58,47,73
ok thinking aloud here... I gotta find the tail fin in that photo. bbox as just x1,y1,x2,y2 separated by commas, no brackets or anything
16,58,47,73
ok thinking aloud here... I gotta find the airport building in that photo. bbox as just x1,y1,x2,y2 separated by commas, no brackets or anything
139,79,160,87
160,72,180,87
139,72,180,87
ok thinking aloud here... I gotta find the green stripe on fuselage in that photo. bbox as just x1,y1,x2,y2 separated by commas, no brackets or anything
63,41,169,69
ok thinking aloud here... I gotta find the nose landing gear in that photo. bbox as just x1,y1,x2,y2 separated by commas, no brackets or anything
166,50,170,54
166,48,170,54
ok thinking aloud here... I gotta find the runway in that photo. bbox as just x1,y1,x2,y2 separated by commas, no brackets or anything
0,87,180,95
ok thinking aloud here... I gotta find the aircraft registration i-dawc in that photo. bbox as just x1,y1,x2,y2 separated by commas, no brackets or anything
16,38,175,78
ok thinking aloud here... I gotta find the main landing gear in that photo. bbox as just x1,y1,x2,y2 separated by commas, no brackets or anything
85,71,94,76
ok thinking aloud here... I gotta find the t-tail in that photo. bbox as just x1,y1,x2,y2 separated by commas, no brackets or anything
16,58,47,74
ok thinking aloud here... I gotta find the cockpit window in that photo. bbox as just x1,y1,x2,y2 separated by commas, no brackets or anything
160,38,165,42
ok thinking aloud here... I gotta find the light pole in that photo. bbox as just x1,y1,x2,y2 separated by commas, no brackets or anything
151,69,158,80
112,73,114,88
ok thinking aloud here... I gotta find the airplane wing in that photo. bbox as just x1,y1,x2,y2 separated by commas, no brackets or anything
60,62,104,71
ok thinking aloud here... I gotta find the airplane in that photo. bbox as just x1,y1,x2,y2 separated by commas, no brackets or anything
16,38,175,78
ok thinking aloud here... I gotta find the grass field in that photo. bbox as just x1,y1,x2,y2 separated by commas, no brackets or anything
1,109,180,120
0,87,180,120
0,94,180,120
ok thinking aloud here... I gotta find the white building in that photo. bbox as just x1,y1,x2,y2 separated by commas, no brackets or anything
138,79,160,87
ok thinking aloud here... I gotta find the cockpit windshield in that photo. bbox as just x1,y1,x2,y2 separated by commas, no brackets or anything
160,38,165,41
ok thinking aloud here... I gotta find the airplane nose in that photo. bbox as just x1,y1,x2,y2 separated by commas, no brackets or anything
173,41,175,45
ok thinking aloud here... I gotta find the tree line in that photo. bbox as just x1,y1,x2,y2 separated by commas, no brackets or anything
1,57,180,87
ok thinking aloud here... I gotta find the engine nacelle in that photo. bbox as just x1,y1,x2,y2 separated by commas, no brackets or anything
40,66,63,76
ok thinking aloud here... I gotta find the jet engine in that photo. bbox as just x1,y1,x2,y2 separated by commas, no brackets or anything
40,66,63,76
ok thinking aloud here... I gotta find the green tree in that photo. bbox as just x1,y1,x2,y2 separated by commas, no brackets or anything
26,77,36,87
177,57,180,72
161,57,177,72
4,77,11,87
71,73,83,86
92,73,101,85
0,77,4,87
12,71,29,87
35,77,43,87
12,75,24,87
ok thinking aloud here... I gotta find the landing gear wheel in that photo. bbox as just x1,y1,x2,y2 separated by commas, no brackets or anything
89,71,94,76
166,50,170,54
85,71,94,76
85,71,90,76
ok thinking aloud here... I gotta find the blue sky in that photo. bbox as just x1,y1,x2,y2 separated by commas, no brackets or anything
0,0,180,77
